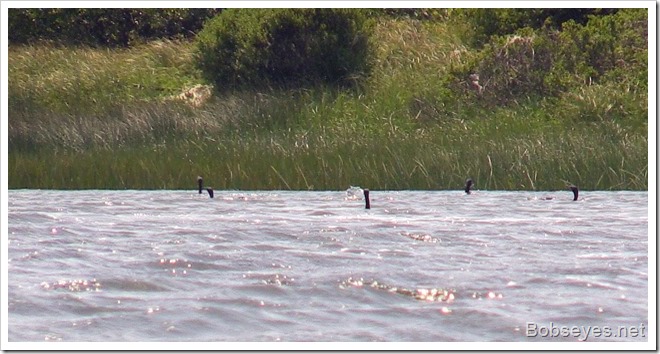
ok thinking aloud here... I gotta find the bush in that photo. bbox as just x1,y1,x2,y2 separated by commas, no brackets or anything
194,9,374,91
557,9,647,87
8,9,221,46
457,8,619,47
450,9,647,108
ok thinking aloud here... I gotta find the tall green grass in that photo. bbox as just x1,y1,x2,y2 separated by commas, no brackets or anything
8,104,647,191
8,19,648,191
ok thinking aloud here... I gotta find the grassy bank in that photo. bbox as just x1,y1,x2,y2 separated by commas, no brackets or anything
8,17,648,191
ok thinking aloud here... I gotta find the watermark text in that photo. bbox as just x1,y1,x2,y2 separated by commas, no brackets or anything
526,322,646,341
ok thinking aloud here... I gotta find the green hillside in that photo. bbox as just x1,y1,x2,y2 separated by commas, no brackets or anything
7,9,648,190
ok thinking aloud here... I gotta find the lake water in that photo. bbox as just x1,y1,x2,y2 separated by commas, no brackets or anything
4,189,651,349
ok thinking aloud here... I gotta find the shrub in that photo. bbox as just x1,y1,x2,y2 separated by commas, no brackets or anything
556,9,647,88
194,9,374,91
457,8,619,47
450,9,647,108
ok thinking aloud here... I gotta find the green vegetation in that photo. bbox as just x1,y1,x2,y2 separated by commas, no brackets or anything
8,9,648,191
195,9,374,90
8,9,220,46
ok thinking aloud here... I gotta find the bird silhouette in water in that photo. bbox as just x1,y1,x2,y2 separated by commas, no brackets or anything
363,189,371,209
464,178,474,194
539,184,579,201
569,185,579,201
197,176,214,198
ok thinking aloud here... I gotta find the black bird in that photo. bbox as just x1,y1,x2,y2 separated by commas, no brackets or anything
569,185,579,201
197,176,214,198
464,178,474,194
364,189,371,209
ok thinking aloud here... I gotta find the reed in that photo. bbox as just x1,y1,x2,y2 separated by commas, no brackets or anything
9,115,647,190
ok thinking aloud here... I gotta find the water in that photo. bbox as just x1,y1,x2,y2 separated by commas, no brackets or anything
6,189,649,346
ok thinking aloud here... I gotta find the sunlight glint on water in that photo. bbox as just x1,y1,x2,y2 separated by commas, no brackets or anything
8,190,648,342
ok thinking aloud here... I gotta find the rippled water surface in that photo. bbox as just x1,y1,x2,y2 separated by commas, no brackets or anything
7,190,649,344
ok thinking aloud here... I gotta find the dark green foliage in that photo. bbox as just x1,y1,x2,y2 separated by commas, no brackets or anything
458,8,619,47
195,9,374,91
8,8,221,46
451,9,647,110
557,9,648,87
